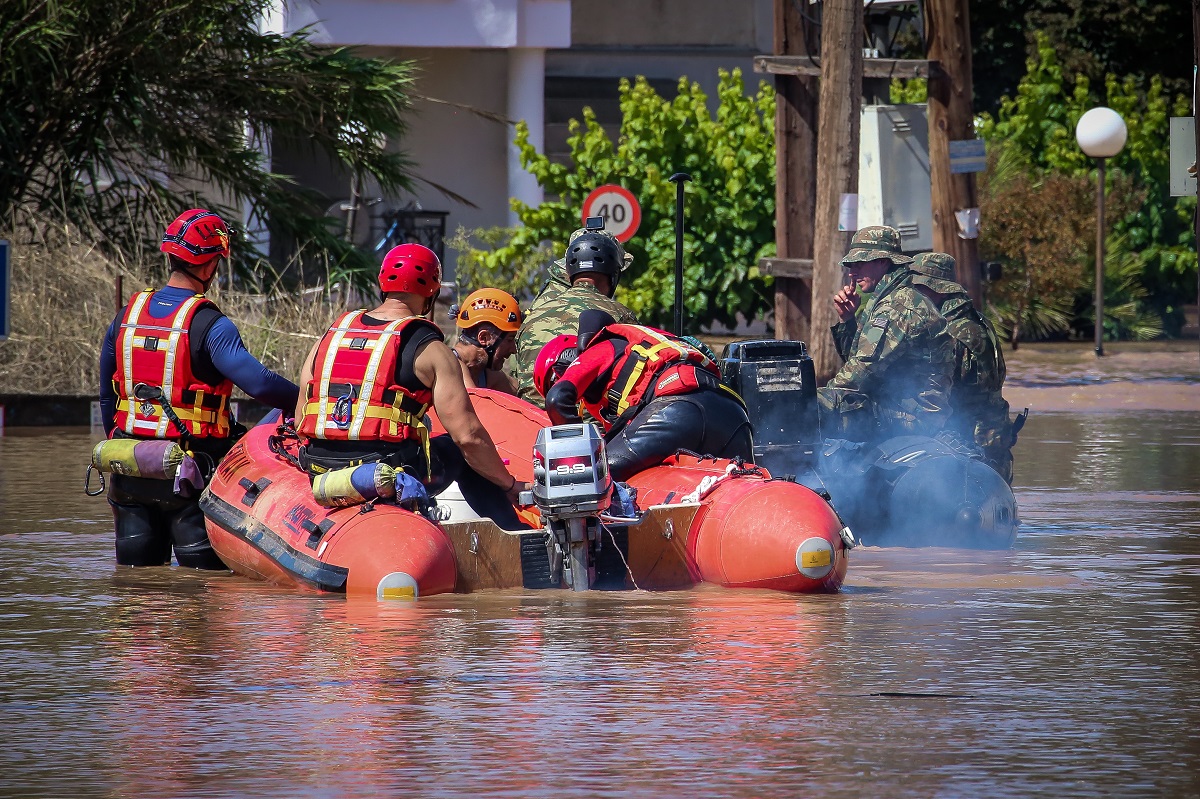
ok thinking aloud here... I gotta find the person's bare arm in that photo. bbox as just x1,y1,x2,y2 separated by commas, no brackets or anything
414,339,525,499
294,341,319,421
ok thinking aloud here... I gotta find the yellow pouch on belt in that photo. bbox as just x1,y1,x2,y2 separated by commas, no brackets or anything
91,439,185,480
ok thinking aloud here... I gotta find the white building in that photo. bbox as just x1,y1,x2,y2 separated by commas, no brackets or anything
270,0,773,279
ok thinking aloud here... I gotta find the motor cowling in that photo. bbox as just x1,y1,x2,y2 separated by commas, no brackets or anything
720,340,820,477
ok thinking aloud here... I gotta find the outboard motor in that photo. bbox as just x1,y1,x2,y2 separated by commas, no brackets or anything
720,340,820,479
819,436,1019,549
527,423,613,590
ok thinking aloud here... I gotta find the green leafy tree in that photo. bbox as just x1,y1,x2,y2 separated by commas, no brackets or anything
0,0,416,282
978,34,1196,339
459,69,776,330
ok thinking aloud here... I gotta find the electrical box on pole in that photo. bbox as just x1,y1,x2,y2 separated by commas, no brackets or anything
857,104,933,253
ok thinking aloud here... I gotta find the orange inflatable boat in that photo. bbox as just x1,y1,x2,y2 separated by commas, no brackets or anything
201,389,850,598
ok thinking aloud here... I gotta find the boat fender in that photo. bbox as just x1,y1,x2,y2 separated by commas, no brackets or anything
86,439,205,497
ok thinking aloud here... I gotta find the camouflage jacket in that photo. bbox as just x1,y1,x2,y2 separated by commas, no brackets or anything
513,275,638,406
938,292,1011,446
818,267,955,440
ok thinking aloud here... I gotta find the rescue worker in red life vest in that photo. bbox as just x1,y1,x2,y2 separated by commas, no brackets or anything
98,209,300,569
295,244,531,529
448,288,522,394
540,310,755,481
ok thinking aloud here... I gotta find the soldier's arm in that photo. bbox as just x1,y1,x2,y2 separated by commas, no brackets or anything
826,290,935,393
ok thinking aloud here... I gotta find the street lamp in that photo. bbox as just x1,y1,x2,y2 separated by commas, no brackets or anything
1075,107,1127,356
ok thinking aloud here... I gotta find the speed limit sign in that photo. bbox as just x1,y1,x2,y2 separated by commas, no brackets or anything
581,185,641,243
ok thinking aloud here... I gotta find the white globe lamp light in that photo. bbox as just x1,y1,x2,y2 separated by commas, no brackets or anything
1075,107,1128,158
1074,107,1127,357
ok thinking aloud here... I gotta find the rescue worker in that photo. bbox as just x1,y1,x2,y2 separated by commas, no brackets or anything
98,209,299,569
294,243,529,529
449,288,522,394
819,226,954,441
909,252,1021,482
539,310,754,481
513,227,637,405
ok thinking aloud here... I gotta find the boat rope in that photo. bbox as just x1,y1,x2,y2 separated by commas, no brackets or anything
681,462,737,503
268,420,304,471
603,523,640,591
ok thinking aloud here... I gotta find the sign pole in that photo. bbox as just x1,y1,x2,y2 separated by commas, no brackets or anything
668,173,691,336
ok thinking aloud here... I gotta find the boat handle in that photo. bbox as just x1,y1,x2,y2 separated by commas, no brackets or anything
238,477,272,507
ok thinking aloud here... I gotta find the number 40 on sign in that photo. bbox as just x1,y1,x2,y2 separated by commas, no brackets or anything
581,185,641,243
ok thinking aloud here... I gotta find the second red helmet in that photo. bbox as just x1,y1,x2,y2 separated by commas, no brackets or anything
379,243,442,298
533,334,579,398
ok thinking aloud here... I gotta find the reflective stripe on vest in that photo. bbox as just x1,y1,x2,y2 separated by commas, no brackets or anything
112,288,233,439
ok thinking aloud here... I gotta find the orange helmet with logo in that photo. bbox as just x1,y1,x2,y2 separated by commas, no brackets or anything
453,288,523,333
161,209,231,265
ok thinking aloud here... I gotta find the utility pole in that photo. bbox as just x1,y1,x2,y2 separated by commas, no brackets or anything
926,0,982,307
810,0,863,382
1193,0,1200,364
770,0,818,344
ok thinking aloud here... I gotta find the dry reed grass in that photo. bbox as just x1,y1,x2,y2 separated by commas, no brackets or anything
0,222,346,398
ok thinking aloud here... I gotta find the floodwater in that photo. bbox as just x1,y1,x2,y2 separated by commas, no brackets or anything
2,411,1199,798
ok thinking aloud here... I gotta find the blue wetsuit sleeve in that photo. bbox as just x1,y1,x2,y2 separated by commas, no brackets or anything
203,316,300,412
99,315,120,435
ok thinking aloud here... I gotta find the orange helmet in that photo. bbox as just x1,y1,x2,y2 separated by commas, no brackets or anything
533,334,578,398
453,288,522,333
161,209,231,265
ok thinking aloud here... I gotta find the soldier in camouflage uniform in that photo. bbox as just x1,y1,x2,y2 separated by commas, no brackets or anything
818,226,954,441
909,252,1019,482
513,228,637,405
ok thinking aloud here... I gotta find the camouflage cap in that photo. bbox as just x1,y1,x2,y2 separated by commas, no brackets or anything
568,227,633,271
839,225,913,266
909,251,964,294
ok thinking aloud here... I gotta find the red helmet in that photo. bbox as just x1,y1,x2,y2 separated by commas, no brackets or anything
379,243,442,298
533,334,579,398
161,209,231,265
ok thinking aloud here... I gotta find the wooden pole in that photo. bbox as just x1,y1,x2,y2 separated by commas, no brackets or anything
926,0,983,307
771,0,818,345
810,0,863,382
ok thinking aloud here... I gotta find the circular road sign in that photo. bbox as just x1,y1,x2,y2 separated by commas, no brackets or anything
582,185,641,243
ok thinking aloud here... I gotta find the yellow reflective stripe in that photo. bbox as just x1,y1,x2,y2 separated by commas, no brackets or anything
348,316,411,439
159,295,204,437
119,290,153,435
115,400,220,424
315,310,360,436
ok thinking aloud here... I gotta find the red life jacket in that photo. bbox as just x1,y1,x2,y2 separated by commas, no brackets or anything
111,288,233,440
298,311,435,446
579,323,725,429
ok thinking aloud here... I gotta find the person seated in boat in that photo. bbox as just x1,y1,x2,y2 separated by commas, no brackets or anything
294,243,531,530
448,288,523,394
908,252,1022,483
818,225,955,443
98,209,300,569
512,225,638,406
538,310,755,482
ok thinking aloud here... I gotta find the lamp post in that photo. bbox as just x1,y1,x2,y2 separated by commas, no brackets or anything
1074,107,1127,356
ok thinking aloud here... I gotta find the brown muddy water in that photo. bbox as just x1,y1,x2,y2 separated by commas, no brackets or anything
1,409,1198,798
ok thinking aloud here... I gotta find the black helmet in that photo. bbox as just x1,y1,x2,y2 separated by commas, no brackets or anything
565,232,622,295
